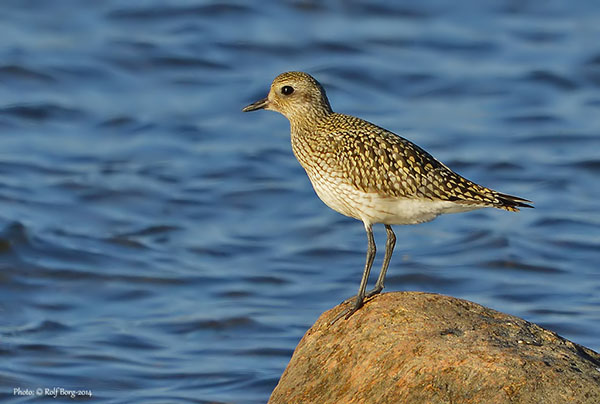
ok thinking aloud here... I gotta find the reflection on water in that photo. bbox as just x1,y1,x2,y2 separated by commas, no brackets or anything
0,1,599,402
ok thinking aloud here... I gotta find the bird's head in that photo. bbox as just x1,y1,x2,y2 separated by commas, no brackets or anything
243,71,333,122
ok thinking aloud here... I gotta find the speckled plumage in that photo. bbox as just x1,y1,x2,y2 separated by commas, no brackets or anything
243,71,532,322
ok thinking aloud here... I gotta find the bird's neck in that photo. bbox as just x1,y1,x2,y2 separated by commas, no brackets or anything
289,112,335,171
288,108,333,134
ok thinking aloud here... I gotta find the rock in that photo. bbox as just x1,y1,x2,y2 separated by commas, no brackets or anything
268,292,600,404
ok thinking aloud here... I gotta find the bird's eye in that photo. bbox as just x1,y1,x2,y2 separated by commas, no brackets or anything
281,85,294,95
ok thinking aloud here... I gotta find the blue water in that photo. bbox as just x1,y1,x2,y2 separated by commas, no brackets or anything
1,1,599,402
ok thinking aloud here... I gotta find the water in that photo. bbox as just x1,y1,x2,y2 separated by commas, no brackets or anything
1,1,599,402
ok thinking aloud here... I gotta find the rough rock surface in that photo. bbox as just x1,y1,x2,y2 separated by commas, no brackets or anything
268,292,600,404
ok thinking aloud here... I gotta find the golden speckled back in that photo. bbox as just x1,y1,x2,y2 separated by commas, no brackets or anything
291,112,527,213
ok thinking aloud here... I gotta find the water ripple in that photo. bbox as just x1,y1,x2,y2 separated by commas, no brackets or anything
0,1,599,403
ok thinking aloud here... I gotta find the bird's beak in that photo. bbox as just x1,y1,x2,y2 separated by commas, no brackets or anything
242,97,269,112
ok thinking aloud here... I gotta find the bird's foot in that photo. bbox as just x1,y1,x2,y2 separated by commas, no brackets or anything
330,297,364,325
341,286,383,305
365,286,383,299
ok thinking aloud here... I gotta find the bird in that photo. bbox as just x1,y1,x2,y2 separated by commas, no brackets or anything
242,71,532,323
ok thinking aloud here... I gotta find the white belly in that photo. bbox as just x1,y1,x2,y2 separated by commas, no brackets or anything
307,174,481,226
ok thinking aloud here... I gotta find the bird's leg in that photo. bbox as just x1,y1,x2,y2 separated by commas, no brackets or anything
332,223,376,324
366,225,395,298
341,225,396,305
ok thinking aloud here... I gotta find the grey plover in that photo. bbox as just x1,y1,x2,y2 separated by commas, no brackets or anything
243,71,532,322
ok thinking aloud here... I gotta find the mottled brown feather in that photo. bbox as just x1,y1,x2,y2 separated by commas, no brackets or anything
294,113,532,211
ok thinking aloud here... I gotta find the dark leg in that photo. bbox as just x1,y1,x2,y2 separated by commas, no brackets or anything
332,222,376,324
366,225,395,298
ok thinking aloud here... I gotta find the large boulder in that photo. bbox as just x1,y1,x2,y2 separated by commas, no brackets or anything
269,292,600,404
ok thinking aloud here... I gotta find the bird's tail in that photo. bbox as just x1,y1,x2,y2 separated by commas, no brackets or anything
493,192,534,212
